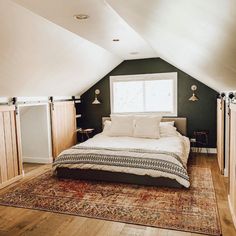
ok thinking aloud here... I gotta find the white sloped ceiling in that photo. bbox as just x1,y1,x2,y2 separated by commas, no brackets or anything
12,0,157,60
0,0,122,96
107,0,236,92
2,0,236,95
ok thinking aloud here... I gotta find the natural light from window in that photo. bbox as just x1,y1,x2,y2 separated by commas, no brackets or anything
110,73,177,116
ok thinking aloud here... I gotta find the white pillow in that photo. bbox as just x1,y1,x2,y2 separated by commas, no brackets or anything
109,115,134,137
133,116,162,139
102,120,111,135
160,121,175,126
160,123,178,137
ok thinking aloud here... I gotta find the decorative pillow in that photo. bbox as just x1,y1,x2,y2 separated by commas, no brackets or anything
160,121,175,126
102,120,112,135
160,122,178,137
109,115,134,137
133,115,162,139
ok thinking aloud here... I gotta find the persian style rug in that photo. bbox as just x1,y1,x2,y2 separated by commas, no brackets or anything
0,167,221,235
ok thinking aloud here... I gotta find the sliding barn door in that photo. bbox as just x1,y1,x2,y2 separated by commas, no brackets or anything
229,103,236,226
0,106,23,188
217,98,225,174
51,101,76,158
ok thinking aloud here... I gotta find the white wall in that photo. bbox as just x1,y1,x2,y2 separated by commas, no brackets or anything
19,104,53,163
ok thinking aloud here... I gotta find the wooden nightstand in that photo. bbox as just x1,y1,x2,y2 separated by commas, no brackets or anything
77,128,94,142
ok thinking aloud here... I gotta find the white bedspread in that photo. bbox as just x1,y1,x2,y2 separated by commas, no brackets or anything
79,133,190,167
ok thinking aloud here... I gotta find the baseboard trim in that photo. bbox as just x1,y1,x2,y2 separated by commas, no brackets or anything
191,147,217,154
228,195,236,229
23,157,53,164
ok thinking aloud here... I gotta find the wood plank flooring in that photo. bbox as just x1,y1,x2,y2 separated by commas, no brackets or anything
23,163,45,174
0,154,235,236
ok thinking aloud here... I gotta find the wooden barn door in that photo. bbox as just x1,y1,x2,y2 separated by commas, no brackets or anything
0,105,23,188
51,101,76,158
229,103,236,227
217,98,225,174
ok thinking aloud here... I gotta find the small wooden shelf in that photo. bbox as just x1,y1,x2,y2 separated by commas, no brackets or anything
76,128,94,133
76,128,82,132
76,128,94,141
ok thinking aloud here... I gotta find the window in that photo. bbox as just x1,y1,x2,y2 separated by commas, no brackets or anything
110,73,177,116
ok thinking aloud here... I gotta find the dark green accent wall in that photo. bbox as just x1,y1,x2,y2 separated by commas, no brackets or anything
78,58,218,147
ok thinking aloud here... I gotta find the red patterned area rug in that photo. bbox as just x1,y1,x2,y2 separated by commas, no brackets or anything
0,167,221,235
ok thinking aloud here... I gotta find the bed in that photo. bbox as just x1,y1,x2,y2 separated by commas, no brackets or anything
53,117,190,188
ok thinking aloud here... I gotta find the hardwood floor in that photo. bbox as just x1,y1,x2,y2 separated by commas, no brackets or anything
0,154,235,236
23,163,45,174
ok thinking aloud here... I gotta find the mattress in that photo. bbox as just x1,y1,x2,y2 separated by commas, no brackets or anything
53,132,190,188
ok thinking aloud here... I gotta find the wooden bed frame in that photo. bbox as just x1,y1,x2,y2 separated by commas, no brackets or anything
57,117,188,188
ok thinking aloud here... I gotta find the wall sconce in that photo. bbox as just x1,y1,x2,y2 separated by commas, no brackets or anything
189,85,199,101
92,89,101,104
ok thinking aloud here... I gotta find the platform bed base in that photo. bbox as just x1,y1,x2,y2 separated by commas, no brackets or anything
56,168,183,188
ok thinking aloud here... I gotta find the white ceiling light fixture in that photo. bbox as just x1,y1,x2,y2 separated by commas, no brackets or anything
92,89,101,104
189,85,199,102
74,14,89,20
130,52,139,55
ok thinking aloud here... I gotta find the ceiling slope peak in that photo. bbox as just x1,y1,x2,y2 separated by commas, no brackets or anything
107,0,236,92
12,0,157,60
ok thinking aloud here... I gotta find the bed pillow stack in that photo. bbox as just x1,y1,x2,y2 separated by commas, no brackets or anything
107,115,162,138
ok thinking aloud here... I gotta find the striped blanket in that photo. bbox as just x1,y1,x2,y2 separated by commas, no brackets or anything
53,146,190,188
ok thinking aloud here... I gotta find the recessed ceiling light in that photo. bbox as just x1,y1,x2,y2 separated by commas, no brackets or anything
130,52,139,55
112,39,120,42
74,14,89,20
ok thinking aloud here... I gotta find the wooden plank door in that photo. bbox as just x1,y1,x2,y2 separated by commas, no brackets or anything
217,98,225,174
0,105,23,188
229,103,236,228
51,101,76,158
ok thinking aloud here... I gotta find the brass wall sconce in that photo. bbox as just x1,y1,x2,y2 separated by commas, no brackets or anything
189,85,199,101
92,89,101,104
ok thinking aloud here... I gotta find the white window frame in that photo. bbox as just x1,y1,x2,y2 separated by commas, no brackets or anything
110,72,178,116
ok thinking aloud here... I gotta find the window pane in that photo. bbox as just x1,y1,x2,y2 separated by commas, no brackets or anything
110,73,177,115
113,81,143,113
144,80,173,112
